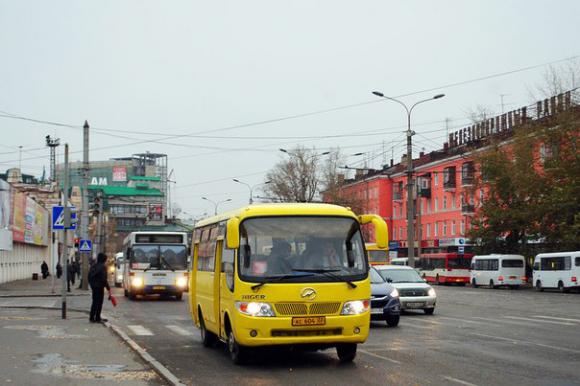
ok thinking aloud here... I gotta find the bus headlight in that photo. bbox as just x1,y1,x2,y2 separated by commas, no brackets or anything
116,274,123,282
235,301,275,317
341,300,369,315
390,288,399,298
428,288,436,297
131,277,144,288
176,277,188,288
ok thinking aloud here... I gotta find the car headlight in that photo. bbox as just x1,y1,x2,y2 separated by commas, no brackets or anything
340,300,369,315
235,301,275,317
428,288,436,297
176,277,188,288
116,274,123,281
131,277,143,288
109,266,115,273
390,288,399,298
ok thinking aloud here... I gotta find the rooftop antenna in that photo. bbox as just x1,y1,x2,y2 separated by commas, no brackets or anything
45,135,61,183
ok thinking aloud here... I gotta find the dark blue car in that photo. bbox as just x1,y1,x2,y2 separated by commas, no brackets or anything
370,267,401,327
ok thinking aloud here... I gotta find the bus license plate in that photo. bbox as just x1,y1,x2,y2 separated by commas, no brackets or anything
153,286,166,290
405,302,425,309
292,316,326,326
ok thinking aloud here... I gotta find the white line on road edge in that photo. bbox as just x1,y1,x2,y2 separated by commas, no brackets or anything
438,316,487,325
127,325,154,336
442,376,479,386
502,316,575,326
533,315,580,323
359,349,401,364
106,321,186,386
166,325,192,336
471,333,580,355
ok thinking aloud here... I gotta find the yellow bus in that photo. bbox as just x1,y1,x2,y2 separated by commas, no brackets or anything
189,203,388,364
366,243,389,266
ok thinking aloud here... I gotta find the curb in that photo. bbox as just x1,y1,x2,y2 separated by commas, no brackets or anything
0,305,185,386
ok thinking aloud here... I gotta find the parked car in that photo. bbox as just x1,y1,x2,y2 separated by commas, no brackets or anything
470,254,526,289
369,267,401,327
533,251,580,293
374,265,437,315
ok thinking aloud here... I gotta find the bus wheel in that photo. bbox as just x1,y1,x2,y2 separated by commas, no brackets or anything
199,314,216,348
535,280,543,292
228,330,248,365
336,343,357,363
489,280,496,289
472,278,478,288
558,281,568,293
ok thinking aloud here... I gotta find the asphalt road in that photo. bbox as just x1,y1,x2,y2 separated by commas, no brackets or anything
105,285,580,386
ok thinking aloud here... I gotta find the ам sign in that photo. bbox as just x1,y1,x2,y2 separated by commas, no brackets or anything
90,177,108,185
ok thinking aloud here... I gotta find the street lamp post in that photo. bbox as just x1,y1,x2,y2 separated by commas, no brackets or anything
233,179,272,204
372,91,445,268
202,197,232,215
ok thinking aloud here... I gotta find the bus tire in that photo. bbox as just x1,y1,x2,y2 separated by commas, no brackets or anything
336,343,357,363
558,281,568,293
228,329,248,365
199,312,217,348
472,278,478,288
535,280,543,292
385,315,400,327
489,279,496,289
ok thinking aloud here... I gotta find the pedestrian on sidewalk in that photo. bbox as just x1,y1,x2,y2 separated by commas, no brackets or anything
56,261,62,279
88,252,111,323
40,261,49,279
67,260,75,292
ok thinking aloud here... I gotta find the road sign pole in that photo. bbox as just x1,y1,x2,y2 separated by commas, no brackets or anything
61,143,69,320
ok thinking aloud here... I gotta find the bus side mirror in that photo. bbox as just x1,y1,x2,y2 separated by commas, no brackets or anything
358,214,388,249
226,217,240,249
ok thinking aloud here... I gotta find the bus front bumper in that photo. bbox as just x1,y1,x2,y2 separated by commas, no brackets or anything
233,312,370,347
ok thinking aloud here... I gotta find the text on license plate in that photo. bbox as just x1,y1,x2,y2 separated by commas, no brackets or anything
371,308,384,315
153,286,166,290
292,316,326,326
405,302,425,308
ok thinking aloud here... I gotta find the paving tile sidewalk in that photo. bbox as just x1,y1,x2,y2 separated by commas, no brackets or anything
0,307,164,385
0,276,90,298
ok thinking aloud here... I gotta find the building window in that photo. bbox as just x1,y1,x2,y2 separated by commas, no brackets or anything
434,222,438,237
399,227,403,240
461,220,465,235
393,228,396,240
434,198,439,212
426,223,431,238
442,221,447,236
452,221,456,235
443,195,447,210
434,173,438,187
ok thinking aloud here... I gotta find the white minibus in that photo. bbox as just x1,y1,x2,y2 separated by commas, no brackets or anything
533,251,580,293
470,254,526,289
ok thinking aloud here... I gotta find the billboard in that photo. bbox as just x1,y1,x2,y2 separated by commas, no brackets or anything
11,190,48,246
112,166,127,182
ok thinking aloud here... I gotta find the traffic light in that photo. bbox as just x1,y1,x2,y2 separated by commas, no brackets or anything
92,197,101,217
63,206,78,229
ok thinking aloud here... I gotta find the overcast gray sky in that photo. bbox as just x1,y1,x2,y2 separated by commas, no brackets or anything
1,0,579,217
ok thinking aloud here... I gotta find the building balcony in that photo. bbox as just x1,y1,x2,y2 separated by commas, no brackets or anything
461,204,475,215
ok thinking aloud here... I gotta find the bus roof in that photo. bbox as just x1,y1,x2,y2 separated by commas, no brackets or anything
194,203,357,228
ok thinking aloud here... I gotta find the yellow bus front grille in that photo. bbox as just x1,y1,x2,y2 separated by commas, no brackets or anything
271,328,342,337
274,302,341,316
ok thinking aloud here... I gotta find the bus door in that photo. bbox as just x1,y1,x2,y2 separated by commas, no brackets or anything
217,238,235,340
197,226,219,332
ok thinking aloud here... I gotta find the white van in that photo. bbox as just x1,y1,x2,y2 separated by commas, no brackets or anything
470,254,526,289
114,252,124,287
390,257,408,266
533,251,580,293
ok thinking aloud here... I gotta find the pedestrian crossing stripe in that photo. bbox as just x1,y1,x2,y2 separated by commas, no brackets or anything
79,240,92,252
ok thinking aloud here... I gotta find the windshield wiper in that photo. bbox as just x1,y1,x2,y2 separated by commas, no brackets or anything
292,269,357,289
251,273,314,291
159,255,176,272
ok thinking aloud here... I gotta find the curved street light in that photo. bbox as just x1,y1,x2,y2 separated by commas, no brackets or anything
232,179,272,204
202,197,232,215
372,91,445,268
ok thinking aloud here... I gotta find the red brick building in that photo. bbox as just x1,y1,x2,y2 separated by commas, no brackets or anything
336,90,578,257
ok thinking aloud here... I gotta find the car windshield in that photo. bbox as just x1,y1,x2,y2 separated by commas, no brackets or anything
448,257,472,269
370,268,385,284
131,245,187,270
378,269,423,283
238,216,367,283
368,250,388,264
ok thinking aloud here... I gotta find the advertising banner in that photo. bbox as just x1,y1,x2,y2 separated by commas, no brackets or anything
11,190,48,246
112,166,127,182
12,191,26,243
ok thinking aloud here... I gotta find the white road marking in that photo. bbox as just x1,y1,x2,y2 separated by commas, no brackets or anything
442,376,479,386
503,316,575,326
405,318,442,325
533,315,580,324
438,316,486,325
471,316,537,327
359,349,401,364
471,333,580,354
127,325,154,336
166,325,193,336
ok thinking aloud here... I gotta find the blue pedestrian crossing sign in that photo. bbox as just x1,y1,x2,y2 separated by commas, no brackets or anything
79,239,92,252
52,205,77,230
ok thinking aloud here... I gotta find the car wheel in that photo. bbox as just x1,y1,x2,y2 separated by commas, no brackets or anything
535,280,543,292
424,308,435,315
228,329,248,365
472,278,478,288
385,315,400,327
336,343,357,363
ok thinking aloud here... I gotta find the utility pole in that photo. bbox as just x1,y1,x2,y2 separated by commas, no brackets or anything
61,144,69,319
46,135,60,294
81,120,90,290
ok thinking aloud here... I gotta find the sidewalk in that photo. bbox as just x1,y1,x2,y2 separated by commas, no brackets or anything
0,277,166,385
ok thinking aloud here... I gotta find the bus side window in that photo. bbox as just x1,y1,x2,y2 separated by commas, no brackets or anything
221,241,235,291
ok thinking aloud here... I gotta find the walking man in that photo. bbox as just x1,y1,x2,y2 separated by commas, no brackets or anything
88,252,111,323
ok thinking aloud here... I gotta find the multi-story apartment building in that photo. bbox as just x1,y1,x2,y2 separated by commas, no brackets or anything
337,89,578,257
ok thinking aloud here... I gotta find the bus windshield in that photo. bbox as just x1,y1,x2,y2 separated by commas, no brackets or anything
238,216,367,283
131,244,188,270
